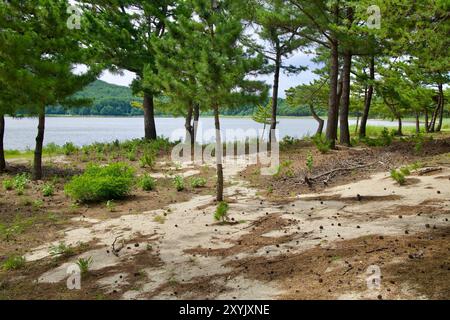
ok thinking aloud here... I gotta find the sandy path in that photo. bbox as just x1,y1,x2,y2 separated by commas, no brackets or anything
26,159,450,299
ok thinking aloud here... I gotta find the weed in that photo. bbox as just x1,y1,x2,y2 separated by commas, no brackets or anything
106,200,116,212
42,183,55,197
306,151,314,172
173,175,185,192
153,215,166,224
2,255,26,271
2,179,13,191
49,242,74,258
138,174,156,191
190,177,207,188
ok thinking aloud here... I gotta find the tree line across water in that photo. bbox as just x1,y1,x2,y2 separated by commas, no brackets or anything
0,1,448,203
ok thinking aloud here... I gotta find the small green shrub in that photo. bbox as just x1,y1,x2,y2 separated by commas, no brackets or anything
2,179,13,191
64,163,135,202
76,257,93,274
362,128,394,147
390,169,406,185
63,142,78,156
42,183,55,197
190,177,207,188
2,255,26,271
173,175,185,192
214,202,229,222
312,135,332,153
139,174,156,191
13,173,30,190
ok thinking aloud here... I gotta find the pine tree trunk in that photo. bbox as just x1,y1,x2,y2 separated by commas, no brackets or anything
33,111,45,180
193,103,200,144
143,92,157,140
436,84,444,132
339,50,352,146
360,56,375,138
0,114,5,172
185,105,193,144
355,115,360,134
415,112,420,134
397,116,403,136
213,105,223,202
309,105,324,136
326,39,340,148
270,51,281,144
424,108,429,132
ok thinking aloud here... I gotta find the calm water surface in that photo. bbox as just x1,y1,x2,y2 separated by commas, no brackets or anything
4,116,403,150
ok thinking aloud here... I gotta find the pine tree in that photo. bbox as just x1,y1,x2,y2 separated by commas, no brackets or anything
155,0,267,201
0,0,101,179
250,0,307,142
80,0,179,140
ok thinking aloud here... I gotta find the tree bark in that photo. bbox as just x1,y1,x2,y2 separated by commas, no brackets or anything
193,103,200,144
185,104,193,144
0,114,5,172
325,39,340,148
270,50,281,144
424,108,429,132
33,111,45,180
436,84,444,132
397,116,403,136
213,105,223,202
359,56,375,138
143,92,157,140
415,112,420,134
309,105,324,136
339,50,352,146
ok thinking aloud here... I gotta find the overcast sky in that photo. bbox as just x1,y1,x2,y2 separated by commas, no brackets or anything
99,51,321,98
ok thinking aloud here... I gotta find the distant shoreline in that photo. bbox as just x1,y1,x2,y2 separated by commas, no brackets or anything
5,115,436,122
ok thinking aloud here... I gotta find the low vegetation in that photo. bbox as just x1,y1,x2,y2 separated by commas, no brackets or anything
64,163,135,202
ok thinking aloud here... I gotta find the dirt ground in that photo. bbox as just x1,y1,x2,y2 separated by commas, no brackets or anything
0,135,449,300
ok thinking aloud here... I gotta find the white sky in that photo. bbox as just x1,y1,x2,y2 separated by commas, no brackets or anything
99,51,320,98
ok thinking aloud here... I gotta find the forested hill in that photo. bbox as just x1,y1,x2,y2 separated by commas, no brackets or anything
45,80,313,117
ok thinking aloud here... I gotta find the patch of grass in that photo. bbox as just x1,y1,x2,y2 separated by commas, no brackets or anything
49,242,74,258
153,215,166,224
64,163,135,202
13,173,30,190
76,257,93,274
190,177,207,188
0,216,35,240
361,127,394,147
214,201,229,222
2,179,13,191
2,255,26,271
173,175,185,192
390,169,407,185
42,183,55,197
138,174,156,191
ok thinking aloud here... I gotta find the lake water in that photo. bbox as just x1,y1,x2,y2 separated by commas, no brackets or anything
4,116,403,150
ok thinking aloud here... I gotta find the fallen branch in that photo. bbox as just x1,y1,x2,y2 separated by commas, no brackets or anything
310,161,378,182
366,247,389,254
417,167,442,176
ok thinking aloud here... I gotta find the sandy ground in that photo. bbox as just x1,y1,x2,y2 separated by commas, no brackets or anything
22,157,450,300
